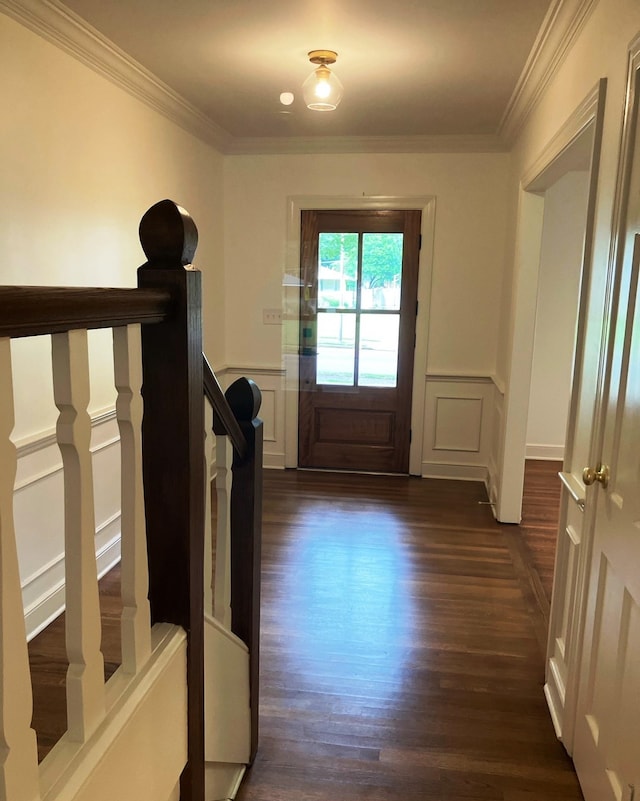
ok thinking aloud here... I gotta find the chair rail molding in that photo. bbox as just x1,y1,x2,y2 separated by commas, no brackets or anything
13,408,122,639
218,366,286,469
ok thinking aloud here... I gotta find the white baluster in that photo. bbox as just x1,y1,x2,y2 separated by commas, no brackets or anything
203,400,214,617
0,338,40,801
52,330,105,742
214,435,233,628
113,325,151,674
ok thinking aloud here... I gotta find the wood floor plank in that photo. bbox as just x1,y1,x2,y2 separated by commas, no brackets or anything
26,461,579,800
236,467,581,801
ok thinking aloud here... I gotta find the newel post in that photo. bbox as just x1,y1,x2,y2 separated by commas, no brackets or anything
137,200,205,801
226,378,263,764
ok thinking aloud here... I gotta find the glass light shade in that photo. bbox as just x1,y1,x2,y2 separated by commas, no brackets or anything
302,64,344,111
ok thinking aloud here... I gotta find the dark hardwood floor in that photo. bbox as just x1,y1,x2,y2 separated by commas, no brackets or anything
518,459,563,605
236,466,579,801
27,461,579,800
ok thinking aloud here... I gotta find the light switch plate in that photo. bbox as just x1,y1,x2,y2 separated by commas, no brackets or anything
263,308,282,325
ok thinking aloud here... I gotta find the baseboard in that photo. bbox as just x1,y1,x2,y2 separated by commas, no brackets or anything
24,530,121,641
40,624,187,801
486,457,499,506
526,444,564,460
204,763,246,801
421,462,489,482
263,452,285,469
544,681,564,741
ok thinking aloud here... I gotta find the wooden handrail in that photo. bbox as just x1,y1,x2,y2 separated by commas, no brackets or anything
0,199,263,799
202,354,248,460
0,286,172,338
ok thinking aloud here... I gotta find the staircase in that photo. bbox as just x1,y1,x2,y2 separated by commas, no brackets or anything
0,200,262,801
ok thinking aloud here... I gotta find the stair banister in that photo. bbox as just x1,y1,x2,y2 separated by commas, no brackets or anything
203,351,263,764
0,198,263,801
225,377,263,763
137,199,206,801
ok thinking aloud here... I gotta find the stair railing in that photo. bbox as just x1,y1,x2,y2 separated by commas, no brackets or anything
0,199,262,801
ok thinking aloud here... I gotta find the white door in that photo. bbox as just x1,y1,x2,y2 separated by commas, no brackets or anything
571,39,640,801
572,230,640,801
542,81,607,751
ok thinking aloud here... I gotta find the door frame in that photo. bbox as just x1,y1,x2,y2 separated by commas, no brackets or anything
498,80,606,523
283,195,436,473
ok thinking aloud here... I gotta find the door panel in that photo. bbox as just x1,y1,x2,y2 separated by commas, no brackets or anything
298,209,421,473
573,236,640,801
544,81,608,753
572,51,640,795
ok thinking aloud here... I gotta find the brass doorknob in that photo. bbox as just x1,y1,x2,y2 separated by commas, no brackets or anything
582,464,610,489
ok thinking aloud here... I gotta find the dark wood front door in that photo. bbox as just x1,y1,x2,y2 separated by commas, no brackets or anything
298,209,421,473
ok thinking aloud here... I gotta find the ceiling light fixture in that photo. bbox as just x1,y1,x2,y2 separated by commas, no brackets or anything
302,50,343,111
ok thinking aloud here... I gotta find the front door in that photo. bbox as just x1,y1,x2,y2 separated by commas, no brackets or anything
298,209,421,473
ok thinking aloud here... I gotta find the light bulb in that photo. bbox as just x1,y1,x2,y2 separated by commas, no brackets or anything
315,79,331,99
302,62,344,111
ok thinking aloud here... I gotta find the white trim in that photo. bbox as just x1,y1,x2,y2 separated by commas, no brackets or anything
13,410,119,492
217,365,286,468
544,680,565,740
522,83,603,190
283,195,436,475
24,529,121,641
13,406,116,456
421,463,489,483
499,0,598,145
426,372,495,384
205,764,247,801
204,613,248,653
263,454,285,470
498,82,604,523
225,133,506,156
526,444,565,460
221,366,286,377
0,0,230,151
424,372,506,393
0,0,508,157
40,623,187,801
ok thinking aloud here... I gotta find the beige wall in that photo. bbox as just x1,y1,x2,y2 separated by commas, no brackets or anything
1,12,225,441
526,170,590,457
502,0,640,390
1,11,225,634
496,0,640,519
222,152,510,375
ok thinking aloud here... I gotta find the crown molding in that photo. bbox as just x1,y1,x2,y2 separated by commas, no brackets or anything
224,133,507,156
3,0,580,158
1,0,232,151
499,0,598,146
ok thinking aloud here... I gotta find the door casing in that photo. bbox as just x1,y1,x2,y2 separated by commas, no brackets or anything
499,81,607,524
283,195,436,474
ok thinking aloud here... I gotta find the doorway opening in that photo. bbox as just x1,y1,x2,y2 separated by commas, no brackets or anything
298,209,421,473
498,81,606,525
283,195,436,474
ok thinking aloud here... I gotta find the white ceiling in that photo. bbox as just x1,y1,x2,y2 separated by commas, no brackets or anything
58,0,553,147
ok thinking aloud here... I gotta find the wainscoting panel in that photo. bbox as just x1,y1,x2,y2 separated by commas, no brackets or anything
220,367,286,469
422,375,498,483
14,409,122,639
433,396,483,452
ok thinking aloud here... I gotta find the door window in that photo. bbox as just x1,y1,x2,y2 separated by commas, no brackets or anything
316,231,404,389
